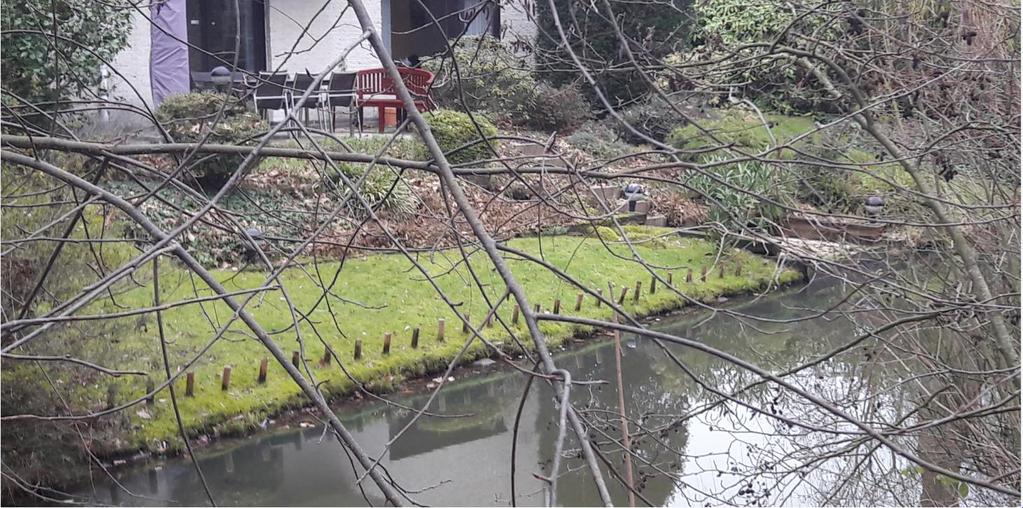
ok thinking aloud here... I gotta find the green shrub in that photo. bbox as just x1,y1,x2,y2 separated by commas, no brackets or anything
565,121,633,160
796,167,860,213
339,136,421,161
325,162,417,218
416,109,498,166
587,225,620,242
667,108,815,156
425,36,535,124
685,157,786,230
610,98,692,144
522,83,591,132
671,0,843,113
795,147,925,217
426,37,589,132
619,225,670,248
585,224,671,248
2,0,131,105
154,92,267,189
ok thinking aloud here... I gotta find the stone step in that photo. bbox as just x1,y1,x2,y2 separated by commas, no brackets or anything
644,214,668,227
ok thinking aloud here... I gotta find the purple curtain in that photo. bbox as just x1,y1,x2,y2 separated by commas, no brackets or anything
150,0,189,106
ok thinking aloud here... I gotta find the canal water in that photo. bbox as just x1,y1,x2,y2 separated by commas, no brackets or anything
71,276,923,506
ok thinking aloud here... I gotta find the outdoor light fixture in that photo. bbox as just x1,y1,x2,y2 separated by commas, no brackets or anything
864,195,884,219
244,227,265,262
210,66,232,92
623,183,646,212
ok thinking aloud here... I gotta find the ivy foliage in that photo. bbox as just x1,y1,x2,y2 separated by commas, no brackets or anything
1,0,131,104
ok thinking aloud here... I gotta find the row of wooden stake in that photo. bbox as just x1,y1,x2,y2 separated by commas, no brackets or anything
162,264,740,396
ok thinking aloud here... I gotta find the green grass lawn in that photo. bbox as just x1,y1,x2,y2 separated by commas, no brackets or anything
66,232,800,452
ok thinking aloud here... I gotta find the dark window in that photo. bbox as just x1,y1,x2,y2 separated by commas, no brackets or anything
186,0,266,74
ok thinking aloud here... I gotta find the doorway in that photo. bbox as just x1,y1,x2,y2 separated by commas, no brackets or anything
186,0,268,74
386,0,499,61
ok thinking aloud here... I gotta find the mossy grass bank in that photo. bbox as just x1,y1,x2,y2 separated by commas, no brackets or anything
60,231,800,453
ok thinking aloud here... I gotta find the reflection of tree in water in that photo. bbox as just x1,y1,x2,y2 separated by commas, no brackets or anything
387,377,514,460
527,339,692,506
533,276,938,506
164,435,287,505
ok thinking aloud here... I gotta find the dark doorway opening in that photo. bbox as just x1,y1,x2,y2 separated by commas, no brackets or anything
389,0,499,61
186,0,267,75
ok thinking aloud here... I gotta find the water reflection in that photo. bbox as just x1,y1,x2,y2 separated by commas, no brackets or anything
72,277,930,506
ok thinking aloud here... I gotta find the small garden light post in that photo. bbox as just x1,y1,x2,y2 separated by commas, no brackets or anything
864,196,884,222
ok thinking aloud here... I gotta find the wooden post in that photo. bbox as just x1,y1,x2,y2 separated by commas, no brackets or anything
650,275,657,294
668,272,673,286
553,298,561,315
511,304,520,324
292,351,300,368
485,313,493,328
534,303,540,314
700,266,708,282
411,328,420,349
354,339,363,360
221,366,232,391
462,318,470,333
185,372,195,397
617,287,628,305
321,348,332,367
596,289,603,307
574,292,584,312
257,358,268,384
437,319,445,342
382,333,391,355
633,281,642,303
686,268,693,283
719,265,725,279
145,378,155,405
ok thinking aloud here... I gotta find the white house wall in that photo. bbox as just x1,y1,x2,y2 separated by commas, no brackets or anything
105,0,538,109
108,0,384,108
107,8,154,107
266,0,382,76
499,0,536,50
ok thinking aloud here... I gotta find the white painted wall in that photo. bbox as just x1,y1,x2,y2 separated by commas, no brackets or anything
267,0,383,75
107,0,385,108
108,8,154,107
500,0,536,51
105,0,533,110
